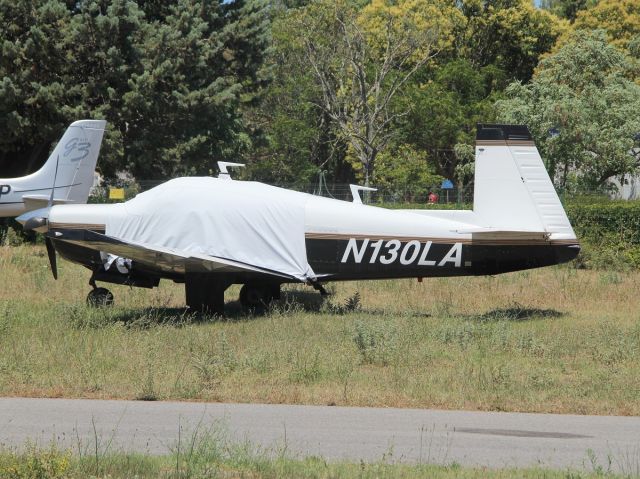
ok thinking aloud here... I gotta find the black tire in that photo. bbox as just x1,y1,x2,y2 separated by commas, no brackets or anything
87,287,114,307
239,283,274,311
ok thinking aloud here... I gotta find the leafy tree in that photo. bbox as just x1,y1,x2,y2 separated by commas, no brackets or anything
288,0,452,186
245,4,348,187
374,144,442,199
0,1,72,177
453,0,567,82
497,30,640,190
0,0,270,180
248,0,565,192
573,0,640,53
398,59,504,182
392,0,564,186
539,0,593,22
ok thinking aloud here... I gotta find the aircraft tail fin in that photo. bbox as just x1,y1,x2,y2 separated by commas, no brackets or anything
27,119,107,205
473,124,576,241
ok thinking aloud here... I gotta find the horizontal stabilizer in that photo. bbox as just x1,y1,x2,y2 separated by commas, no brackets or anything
469,230,552,245
22,195,74,211
454,228,548,237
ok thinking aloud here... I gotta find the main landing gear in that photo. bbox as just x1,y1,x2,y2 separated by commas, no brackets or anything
185,276,281,315
239,283,281,311
84,274,324,314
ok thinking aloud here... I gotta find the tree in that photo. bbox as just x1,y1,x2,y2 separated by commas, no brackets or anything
289,0,450,186
246,0,565,192
122,0,271,179
573,0,640,53
497,30,640,190
374,144,442,199
397,59,504,182
453,0,567,82
393,0,564,186
539,0,593,22
0,0,271,180
0,1,73,177
64,0,147,177
245,4,349,187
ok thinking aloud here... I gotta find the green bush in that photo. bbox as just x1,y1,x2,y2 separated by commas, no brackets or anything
0,446,70,479
384,199,640,270
565,201,640,269
352,320,398,366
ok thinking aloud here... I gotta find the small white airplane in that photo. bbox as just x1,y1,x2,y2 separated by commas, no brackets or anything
19,124,579,312
0,120,106,218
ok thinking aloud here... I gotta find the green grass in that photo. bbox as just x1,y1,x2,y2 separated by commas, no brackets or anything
0,442,636,479
1,245,640,414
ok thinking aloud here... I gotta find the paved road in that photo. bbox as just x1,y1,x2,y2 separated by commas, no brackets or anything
0,398,639,473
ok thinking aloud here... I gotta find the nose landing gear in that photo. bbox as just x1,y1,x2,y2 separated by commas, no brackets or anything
87,275,114,307
87,287,114,307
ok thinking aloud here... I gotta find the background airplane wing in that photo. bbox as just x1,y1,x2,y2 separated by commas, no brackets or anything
50,229,298,280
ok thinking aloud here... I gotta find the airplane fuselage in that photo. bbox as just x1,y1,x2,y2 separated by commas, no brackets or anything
46,187,580,286
306,236,578,279
0,183,25,217
0,182,77,217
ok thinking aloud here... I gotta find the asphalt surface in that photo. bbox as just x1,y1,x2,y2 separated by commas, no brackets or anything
1,398,639,473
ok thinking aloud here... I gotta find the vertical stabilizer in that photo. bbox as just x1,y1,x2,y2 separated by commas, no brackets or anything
39,119,107,204
473,124,576,240
0,120,107,217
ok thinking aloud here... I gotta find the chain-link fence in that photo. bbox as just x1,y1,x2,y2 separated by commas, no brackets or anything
92,180,476,205
93,175,624,205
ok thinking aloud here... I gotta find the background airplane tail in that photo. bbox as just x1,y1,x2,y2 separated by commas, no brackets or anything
473,124,576,241
24,120,106,207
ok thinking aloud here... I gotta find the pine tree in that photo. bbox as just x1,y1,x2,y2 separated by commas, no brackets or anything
0,0,271,180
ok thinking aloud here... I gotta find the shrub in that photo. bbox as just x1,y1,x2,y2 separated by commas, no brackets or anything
0,446,70,479
566,201,640,269
352,320,398,366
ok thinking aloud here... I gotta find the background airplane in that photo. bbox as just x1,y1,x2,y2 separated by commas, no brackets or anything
20,124,579,313
0,120,106,218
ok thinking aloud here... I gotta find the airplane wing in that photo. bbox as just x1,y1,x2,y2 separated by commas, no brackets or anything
50,228,298,280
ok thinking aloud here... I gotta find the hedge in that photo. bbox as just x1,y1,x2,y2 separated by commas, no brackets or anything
565,201,640,269
385,200,640,270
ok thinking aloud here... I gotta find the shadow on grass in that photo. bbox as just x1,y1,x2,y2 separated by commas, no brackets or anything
471,306,565,322
71,289,414,329
278,290,405,317
74,290,328,328
73,307,205,329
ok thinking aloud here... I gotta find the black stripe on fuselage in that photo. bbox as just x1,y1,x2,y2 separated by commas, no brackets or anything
306,237,580,280
12,183,80,193
47,232,581,287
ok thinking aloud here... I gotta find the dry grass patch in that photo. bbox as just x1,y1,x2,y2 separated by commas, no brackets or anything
1,245,639,414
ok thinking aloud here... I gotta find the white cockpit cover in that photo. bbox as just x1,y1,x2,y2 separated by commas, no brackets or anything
105,177,316,281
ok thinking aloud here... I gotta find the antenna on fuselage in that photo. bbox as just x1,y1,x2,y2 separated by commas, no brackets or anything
350,184,377,204
217,162,245,180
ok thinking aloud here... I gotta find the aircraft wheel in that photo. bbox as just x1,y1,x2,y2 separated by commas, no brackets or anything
239,283,273,311
87,287,114,307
